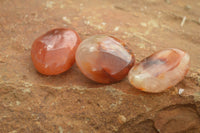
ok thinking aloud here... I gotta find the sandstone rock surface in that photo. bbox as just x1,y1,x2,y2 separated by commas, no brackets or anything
0,0,200,132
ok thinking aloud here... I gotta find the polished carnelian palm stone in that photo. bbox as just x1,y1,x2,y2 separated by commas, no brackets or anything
31,28,81,75
75,35,135,84
128,48,190,93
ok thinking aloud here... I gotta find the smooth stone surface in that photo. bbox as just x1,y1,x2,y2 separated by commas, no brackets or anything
31,28,81,75
76,35,135,83
128,48,190,93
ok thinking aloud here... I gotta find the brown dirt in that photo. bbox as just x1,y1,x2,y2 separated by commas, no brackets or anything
0,0,200,132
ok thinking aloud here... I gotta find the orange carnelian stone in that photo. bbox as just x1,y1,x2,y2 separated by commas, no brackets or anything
31,28,81,75
128,48,190,93
75,35,135,83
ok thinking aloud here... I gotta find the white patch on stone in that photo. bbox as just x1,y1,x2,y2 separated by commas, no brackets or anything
84,20,90,25
89,47,96,52
178,88,184,95
114,26,119,31
62,16,71,24
181,16,186,27
140,22,147,27
58,126,63,133
47,44,54,50
46,1,55,8
16,101,21,106
102,22,106,26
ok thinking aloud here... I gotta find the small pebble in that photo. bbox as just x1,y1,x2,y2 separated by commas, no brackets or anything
178,88,184,95
114,26,120,31
118,115,127,124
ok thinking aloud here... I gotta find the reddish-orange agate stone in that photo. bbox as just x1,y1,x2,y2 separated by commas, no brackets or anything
75,35,135,83
31,28,81,75
128,48,190,93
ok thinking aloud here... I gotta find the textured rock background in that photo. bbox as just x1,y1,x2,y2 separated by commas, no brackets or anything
0,0,200,132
